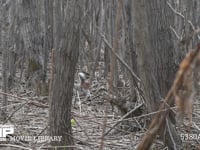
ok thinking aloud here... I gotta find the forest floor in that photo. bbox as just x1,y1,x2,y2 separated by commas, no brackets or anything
1,65,200,150
0,50,151,150
0,67,142,150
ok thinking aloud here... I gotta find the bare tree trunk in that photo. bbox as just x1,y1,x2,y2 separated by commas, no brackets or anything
104,1,112,78
145,0,177,98
132,0,161,112
125,0,138,102
7,0,17,88
90,0,104,82
44,0,53,81
1,0,10,122
20,0,43,81
49,0,83,148
110,0,122,90
132,0,181,149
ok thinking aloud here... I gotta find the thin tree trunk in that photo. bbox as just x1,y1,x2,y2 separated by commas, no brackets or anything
90,0,104,82
20,0,43,80
49,0,83,148
110,0,123,90
44,0,53,81
1,0,10,121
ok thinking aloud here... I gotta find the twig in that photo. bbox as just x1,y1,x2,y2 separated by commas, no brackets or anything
0,91,48,108
104,102,144,136
0,91,31,102
4,100,31,124
167,1,200,41
170,26,180,40
0,102,25,110
0,91,33,124
167,2,184,19
28,101,48,108
192,122,200,132
73,113,132,135
134,106,176,119
166,116,177,150
0,91,48,123
30,126,49,148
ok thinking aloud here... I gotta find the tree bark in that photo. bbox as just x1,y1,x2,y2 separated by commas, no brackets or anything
110,0,122,90
49,0,83,148
132,0,161,112
43,0,53,81
1,0,10,121
20,0,43,80
132,0,181,149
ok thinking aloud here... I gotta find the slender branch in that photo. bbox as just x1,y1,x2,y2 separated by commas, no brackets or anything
170,26,180,40
188,23,200,40
0,91,31,102
100,34,141,83
0,91,48,123
166,117,177,149
167,1,200,40
104,102,144,136
167,2,184,19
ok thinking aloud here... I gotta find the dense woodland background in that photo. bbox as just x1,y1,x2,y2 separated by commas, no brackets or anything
0,0,200,150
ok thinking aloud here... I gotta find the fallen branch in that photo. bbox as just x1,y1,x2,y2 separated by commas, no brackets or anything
0,91,48,124
4,100,31,124
104,102,144,136
136,42,200,149
0,91,48,108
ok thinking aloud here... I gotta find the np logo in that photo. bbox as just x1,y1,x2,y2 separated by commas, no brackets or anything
0,125,14,141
